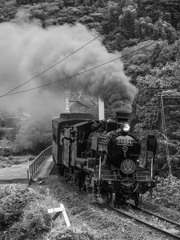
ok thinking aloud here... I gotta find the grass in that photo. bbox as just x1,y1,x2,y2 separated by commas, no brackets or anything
0,155,35,168
0,185,52,239
0,182,101,240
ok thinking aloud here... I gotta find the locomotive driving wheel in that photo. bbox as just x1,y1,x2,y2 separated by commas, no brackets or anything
59,164,64,176
134,192,142,207
107,191,113,204
78,171,86,190
114,191,126,207
83,175,93,193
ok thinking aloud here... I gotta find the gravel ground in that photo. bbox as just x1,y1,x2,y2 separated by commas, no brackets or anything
30,175,177,240
1,166,180,240
141,176,180,224
142,197,180,223
0,155,35,168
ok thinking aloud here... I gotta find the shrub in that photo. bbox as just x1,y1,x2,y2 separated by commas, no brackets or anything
151,176,180,210
0,188,44,227
0,186,52,240
48,227,100,240
9,203,51,240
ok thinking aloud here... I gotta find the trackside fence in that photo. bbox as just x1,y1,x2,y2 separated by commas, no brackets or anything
28,145,52,184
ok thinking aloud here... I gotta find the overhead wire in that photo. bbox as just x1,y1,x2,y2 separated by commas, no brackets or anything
0,34,100,97
0,41,156,98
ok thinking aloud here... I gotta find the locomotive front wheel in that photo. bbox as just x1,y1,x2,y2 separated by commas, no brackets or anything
87,186,93,193
101,192,111,204
134,197,139,207
114,191,126,207
78,171,86,190
139,193,142,205
134,192,142,207
108,192,113,204
59,165,64,176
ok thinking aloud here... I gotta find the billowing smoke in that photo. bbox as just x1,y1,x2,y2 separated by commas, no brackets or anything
0,14,137,118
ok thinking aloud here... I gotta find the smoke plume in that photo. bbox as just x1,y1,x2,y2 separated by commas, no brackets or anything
0,14,137,117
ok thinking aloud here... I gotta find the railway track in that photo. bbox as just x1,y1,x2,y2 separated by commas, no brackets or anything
106,203,180,239
44,171,180,240
54,173,180,240
50,173,180,239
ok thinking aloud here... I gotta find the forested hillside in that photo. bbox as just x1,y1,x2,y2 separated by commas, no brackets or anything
1,2,180,239
1,0,180,170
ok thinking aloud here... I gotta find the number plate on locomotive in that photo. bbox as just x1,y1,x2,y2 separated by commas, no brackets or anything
116,139,133,146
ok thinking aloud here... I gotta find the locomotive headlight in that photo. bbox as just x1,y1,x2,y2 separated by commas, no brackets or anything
122,123,130,132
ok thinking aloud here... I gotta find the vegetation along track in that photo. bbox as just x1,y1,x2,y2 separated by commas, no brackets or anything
48,170,180,239
107,203,180,239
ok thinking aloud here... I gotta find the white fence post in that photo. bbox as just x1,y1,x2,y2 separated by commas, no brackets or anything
48,204,70,227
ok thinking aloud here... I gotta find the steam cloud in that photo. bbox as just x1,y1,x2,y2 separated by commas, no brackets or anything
0,15,137,117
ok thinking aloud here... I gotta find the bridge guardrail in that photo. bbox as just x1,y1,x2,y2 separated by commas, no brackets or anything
28,145,52,184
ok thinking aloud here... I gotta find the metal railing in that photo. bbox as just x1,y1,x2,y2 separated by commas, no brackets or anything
28,145,52,184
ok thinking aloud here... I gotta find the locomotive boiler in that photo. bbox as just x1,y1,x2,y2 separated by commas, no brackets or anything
52,111,157,206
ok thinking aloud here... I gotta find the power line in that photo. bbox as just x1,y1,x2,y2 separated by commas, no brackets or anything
1,41,156,98
0,34,100,97
3,58,119,96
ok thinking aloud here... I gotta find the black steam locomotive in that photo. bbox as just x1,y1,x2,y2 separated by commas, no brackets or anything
52,112,157,206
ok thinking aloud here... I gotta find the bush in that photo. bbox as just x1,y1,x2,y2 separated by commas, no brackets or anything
0,188,44,227
151,176,180,209
9,203,51,240
48,228,100,240
0,186,52,240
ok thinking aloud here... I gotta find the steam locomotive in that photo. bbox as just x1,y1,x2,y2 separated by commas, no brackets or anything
52,112,157,206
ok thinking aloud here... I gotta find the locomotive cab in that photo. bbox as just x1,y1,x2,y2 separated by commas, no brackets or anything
52,113,95,166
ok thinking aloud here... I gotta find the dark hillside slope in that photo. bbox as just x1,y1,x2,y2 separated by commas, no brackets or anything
1,0,180,51
1,0,180,171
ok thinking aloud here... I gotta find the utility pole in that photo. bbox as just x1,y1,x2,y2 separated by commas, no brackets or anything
64,90,98,113
64,90,70,113
160,92,172,181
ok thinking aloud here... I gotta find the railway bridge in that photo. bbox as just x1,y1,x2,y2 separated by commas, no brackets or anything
0,146,54,184
27,145,54,184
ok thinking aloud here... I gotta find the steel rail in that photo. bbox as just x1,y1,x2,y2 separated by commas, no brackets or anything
58,173,180,239
128,203,180,228
107,205,180,239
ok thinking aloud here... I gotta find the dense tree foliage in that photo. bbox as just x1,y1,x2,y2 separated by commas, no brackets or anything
1,0,180,51
1,0,180,173
121,39,180,172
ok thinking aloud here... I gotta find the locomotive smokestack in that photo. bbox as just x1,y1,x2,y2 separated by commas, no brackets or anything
98,98,105,120
115,111,130,123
